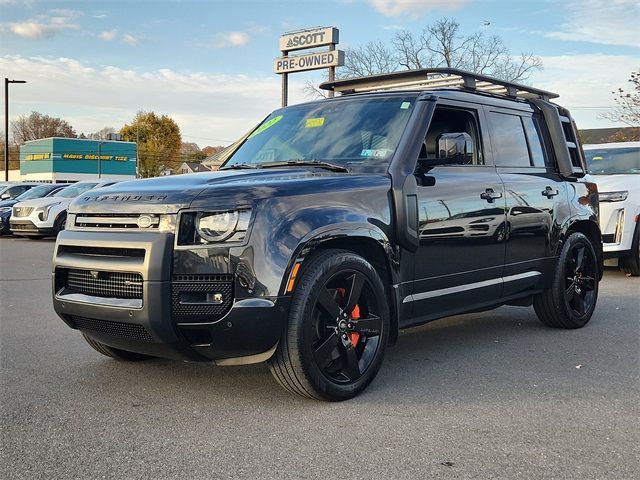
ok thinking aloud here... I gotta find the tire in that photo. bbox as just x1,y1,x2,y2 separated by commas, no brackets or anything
619,224,640,276
82,333,154,361
533,232,599,329
54,213,67,235
269,249,390,401
26,235,44,240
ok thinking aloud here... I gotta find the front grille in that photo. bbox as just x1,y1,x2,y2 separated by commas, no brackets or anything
11,223,32,230
60,269,143,299
12,206,33,217
171,274,233,323
70,316,153,342
74,213,160,230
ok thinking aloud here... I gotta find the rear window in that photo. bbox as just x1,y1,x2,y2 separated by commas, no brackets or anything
489,112,531,167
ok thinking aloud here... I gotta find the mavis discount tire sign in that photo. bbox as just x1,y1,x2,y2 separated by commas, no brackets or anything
274,50,345,74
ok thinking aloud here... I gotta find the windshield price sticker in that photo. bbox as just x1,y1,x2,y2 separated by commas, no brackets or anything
305,117,325,128
249,115,284,139
279,27,339,52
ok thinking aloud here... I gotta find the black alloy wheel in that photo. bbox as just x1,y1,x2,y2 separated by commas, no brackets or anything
311,269,383,384
564,241,597,317
269,249,389,401
534,232,599,329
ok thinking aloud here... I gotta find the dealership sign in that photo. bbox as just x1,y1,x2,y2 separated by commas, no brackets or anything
274,50,344,74
278,27,339,52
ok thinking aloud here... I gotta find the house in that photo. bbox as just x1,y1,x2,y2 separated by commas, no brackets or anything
179,162,211,174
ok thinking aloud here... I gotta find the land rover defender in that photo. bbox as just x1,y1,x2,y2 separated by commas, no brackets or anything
52,68,602,401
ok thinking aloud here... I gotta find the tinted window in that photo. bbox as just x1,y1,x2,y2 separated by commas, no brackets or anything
522,117,546,167
584,147,640,175
489,112,531,167
421,107,483,165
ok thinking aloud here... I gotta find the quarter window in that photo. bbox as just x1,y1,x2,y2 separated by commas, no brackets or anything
522,116,547,167
489,112,531,167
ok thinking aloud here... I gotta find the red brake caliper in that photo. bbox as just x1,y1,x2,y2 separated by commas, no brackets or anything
336,288,361,347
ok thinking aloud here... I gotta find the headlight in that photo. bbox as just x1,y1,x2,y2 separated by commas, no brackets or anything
35,202,61,221
178,209,251,245
599,191,628,203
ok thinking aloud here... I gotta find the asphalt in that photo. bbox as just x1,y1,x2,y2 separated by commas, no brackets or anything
1,236,638,479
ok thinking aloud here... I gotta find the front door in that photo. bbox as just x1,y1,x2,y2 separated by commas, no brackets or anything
406,104,507,324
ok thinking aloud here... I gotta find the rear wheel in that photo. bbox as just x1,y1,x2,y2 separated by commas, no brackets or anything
269,249,390,401
54,213,66,235
82,333,154,361
619,224,640,276
534,232,599,328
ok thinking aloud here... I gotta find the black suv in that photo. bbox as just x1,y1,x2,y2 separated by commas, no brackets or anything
52,69,602,401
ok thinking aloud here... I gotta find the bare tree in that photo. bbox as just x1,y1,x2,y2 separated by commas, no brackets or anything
601,71,640,126
335,17,542,83
11,111,77,143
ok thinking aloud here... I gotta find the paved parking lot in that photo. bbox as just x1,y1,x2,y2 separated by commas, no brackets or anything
1,236,638,479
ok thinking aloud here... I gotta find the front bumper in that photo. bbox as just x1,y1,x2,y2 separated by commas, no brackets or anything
10,219,56,236
52,230,288,363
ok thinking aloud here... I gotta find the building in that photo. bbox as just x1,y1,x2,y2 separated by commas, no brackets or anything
19,137,137,182
179,162,210,174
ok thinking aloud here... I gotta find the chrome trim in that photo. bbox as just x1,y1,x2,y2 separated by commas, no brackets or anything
55,291,143,309
403,271,541,303
614,209,625,245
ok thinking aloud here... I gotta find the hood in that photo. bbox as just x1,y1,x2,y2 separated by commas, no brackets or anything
13,196,73,209
0,199,18,208
69,168,389,214
584,174,638,193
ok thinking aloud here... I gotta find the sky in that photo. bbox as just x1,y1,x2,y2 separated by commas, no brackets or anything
1,0,638,148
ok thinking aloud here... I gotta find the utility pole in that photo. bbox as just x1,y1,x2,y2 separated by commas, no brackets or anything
4,78,27,181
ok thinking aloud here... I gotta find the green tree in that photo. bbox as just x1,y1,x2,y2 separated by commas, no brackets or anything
120,111,182,178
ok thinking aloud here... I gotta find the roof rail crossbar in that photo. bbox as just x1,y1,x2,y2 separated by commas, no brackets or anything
320,67,559,100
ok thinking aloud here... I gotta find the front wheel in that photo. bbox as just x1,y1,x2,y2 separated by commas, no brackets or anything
269,249,390,401
533,232,599,328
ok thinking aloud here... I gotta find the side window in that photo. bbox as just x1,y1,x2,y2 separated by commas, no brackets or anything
420,107,483,166
522,116,547,168
488,111,531,167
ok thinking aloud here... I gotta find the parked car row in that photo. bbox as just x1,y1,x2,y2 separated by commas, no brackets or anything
0,181,118,239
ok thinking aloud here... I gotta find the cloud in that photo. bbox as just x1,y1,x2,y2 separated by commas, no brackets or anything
366,0,469,18
122,33,141,45
99,30,117,41
0,55,307,146
211,31,250,48
533,53,637,128
6,10,80,39
543,0,639,48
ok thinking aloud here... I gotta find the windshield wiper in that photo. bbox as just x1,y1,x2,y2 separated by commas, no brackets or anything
258,160,348,173
221,163,260,170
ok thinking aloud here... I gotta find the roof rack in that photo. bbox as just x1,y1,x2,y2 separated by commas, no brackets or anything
319,67,559,101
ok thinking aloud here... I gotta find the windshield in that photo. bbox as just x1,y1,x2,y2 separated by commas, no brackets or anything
14,185,54,201
584,146,640,175
53,182,98,198
223,95,416,169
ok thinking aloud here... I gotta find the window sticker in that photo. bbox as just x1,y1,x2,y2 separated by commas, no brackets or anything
360,148,393,158
400,102,411,109
305,117,325,128
248,115,283,138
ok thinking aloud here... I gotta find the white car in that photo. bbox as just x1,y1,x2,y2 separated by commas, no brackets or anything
584,141,640,276
10,181,116,239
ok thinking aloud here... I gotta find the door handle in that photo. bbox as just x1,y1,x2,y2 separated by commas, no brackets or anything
541,186,559,198
480,188,503,203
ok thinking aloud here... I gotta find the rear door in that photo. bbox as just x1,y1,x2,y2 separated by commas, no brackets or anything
486,106,569,296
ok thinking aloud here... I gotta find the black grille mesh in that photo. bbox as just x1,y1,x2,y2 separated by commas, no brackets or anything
71,316,153,342
64,269,143,299
171,275,233,322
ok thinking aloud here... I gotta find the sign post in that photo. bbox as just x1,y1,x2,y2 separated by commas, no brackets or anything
275,26,343,107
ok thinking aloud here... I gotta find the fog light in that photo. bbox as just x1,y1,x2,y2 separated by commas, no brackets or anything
206,292,223,304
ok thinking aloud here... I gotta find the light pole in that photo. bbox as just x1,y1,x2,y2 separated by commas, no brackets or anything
97,141,105,179
4,78,27,181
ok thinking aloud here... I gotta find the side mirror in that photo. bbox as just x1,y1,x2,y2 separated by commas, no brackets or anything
0,193,10,200
417,132,474,169
437,132,474,163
